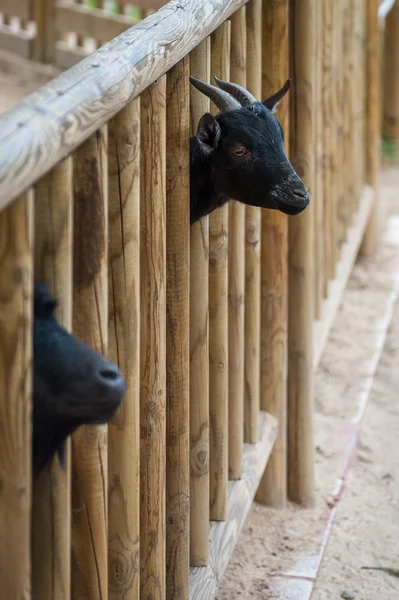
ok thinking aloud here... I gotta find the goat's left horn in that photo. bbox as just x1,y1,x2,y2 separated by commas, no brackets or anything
213,76,257,107
189,75,240,112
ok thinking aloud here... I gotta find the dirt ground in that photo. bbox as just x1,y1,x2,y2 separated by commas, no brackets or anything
218,169,399,600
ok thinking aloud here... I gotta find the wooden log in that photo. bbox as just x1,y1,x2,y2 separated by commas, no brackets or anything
340,0,349,234
0,0,252,210
209,20,230,522
322,0,334,291
165,57,190,600
337,0,347,248
256,0,289,510
228,6,246,481
313,0,324,318
32,158,73,600
189,412,278,600
287,0,315,507
383,0,399,142
107,98,140,600
189,37,210,567
71,127,109,600
359,0,381,256
346,0,357,224
0,191,33,600
139,77,167,599
331,0,343,260
244,0,261,444
354,0,366,205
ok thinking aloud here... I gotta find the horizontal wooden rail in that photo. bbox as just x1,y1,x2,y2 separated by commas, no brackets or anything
55,2,138,40
0,0,31,19
0,0,250,210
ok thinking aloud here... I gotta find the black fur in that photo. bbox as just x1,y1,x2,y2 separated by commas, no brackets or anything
190,101,309,225
33,284,126,477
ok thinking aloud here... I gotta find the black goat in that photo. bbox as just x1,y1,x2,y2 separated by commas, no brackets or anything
33,283,126,477
189,76,309,224
32,76,306,477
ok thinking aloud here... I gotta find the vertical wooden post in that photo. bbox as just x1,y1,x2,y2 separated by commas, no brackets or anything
0,192,33,600
332,0,344,255
322,0,335,291
189,38,210,567
354,0,367,203
209,20,230,522
383,1,399,143
140,77,167,599
256,0,289,509
360,0,381,256
71,128,109,600
107,98,140,600
287,0,315,507
30,0,55,63
228,6,246,481
32,158,73,600
165,56,190,600
244,0,262,445
314,0,324,318
346,0,357,223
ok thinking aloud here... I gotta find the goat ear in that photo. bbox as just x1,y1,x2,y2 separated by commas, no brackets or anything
197,113,221,154
262,78,291,113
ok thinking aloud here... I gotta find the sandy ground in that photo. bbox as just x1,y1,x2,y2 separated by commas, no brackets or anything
218,169,399,600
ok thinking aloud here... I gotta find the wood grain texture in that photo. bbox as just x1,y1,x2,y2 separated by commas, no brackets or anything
189,37,211,567
0,0,252,210
345,0,357,224
313,0,324,319
32,158,73,600
209,21,230,522
107,98,140,600
0,191,33,600
322,0,335,289
332,0,344,256
341,0,352,234
228,6,246,482
71,127,109,600
360,0,381,257
165,57,190,600
244,0,261,445
383,0,399,142
354,0,366,204
139,77,166,600
256,0,289,510
287,0,315,507
189,412,278,600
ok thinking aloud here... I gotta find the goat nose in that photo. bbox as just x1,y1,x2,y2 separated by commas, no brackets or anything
292,187,308,199
98,361,126,396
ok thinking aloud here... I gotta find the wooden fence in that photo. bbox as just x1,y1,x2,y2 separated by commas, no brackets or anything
0,0,381,599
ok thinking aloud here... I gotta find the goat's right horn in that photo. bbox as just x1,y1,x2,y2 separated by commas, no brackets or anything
189,75,240,112
213,76,257,107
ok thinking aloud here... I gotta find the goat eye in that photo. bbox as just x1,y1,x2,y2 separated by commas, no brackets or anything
233,147,248,157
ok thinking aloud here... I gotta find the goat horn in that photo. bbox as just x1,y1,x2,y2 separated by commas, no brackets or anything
189,75,240,112
213,76,257,107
